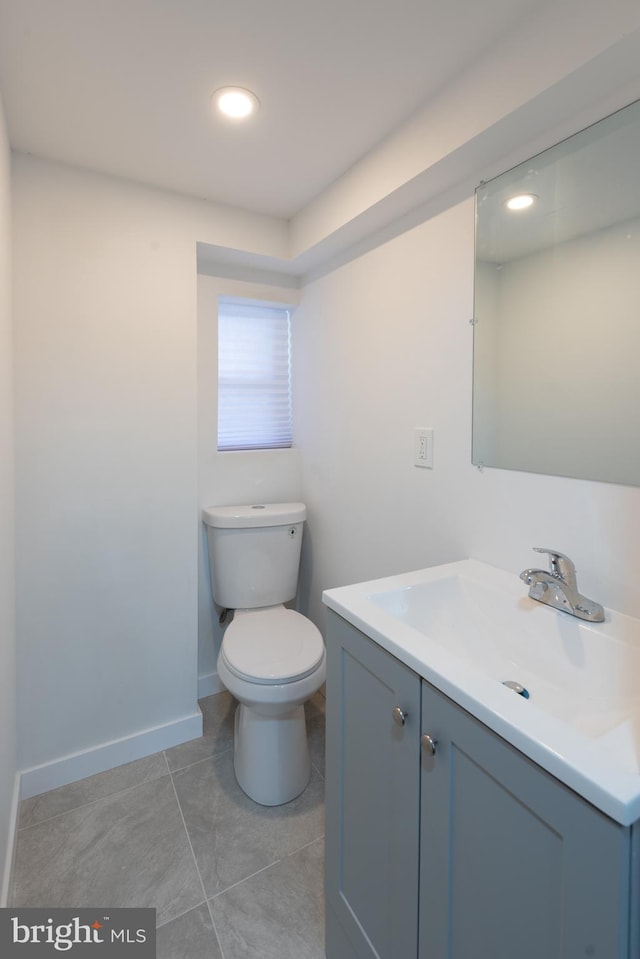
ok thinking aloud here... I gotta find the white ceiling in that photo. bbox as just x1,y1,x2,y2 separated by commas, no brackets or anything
0,0,539,219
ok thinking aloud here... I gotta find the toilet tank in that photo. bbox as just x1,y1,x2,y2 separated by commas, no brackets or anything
202,502,306,609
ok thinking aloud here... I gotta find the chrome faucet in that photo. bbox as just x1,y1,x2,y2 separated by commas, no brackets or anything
520,548,604,622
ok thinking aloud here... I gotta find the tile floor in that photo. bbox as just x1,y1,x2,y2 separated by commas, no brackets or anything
10,690,327,959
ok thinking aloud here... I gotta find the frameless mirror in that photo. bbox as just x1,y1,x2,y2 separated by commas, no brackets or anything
473,98,640,487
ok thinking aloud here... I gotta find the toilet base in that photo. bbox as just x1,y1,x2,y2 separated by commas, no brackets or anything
233,701,311,806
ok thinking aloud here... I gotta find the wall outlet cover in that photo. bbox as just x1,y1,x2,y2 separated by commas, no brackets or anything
414,427,434,468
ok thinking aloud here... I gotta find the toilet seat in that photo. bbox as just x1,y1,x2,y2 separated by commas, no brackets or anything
221,607,324,685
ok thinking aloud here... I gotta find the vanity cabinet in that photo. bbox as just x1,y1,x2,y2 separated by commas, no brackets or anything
324,609,421,959
325,609,639,959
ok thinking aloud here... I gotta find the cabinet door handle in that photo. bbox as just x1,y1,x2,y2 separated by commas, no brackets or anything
421,733,438,756
392,706,408,726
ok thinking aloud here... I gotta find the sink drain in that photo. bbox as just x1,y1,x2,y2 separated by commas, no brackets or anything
502,680,530,699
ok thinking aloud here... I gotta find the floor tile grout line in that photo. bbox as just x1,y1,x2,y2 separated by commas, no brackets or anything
16,771,173,833
167,734,322,781
207,857,285,901
203,899,227,959
168,738,321,782
167,768,227,959
164,744,234,779
167,770,209,905
154,897,208,931
310,760,325,781
281,834,325,860
204,786,325,903
203,900,226,959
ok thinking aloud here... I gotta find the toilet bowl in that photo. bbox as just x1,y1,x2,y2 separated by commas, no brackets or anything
203,502,326,806
217,605,326,805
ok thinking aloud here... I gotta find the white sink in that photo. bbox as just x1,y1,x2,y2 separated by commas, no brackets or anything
323,559,640,824
370,573,640,737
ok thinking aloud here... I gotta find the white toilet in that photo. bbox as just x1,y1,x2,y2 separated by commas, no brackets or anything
202,502,326,806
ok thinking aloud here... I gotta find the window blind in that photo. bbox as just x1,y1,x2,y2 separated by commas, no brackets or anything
217,301,293,451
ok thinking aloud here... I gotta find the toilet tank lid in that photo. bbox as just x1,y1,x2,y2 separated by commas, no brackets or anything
202,502,306,529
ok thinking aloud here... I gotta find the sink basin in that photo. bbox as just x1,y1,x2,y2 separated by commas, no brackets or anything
323,559,640,824
370,574,640,738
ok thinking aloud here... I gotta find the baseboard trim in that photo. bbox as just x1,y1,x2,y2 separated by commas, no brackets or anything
19,711,203,800
198,670,225,700
1,772,21,907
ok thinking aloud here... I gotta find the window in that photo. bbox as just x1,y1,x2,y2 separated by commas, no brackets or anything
217,299,293,451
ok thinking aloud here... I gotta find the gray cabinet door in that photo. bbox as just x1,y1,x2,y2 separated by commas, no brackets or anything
419,681,632,959
325,610,421,959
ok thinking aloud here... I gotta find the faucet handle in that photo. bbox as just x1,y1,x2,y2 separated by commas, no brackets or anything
532,548,576,585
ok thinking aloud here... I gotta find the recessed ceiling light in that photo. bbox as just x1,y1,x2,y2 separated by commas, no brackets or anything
212,87,260,120
505,193,538,211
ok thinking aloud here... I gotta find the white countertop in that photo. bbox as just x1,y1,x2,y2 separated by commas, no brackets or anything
323,559,640,826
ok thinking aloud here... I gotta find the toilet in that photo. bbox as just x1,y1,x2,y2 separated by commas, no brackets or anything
202,502,326,806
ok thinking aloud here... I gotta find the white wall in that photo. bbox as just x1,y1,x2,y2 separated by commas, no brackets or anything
0,92,17,904
12,155,292,796
196,274,302,695
294,199,640,633
294,203,474,618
